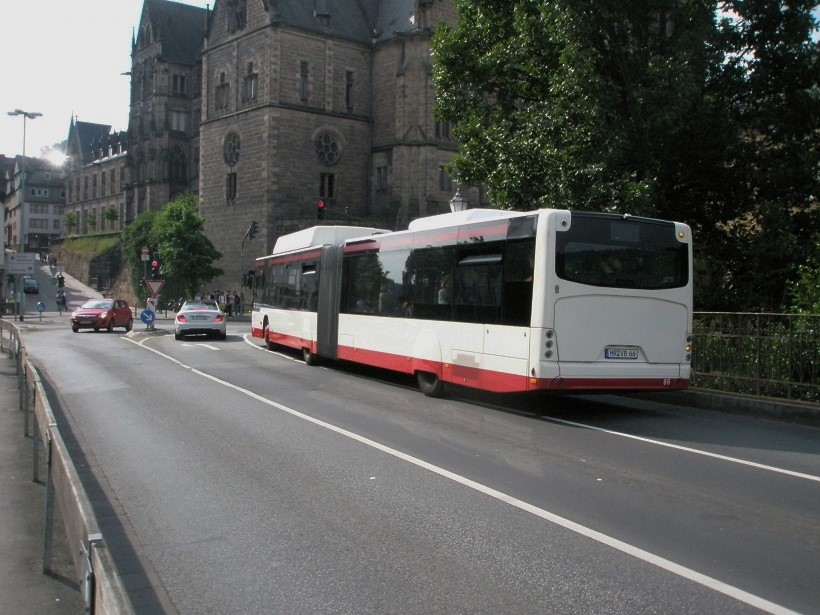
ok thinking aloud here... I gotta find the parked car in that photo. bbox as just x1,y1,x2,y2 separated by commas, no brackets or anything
22,276,39,294
174,301,227,340
70,299,133,333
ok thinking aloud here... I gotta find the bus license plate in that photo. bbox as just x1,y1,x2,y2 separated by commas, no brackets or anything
605,347,638,360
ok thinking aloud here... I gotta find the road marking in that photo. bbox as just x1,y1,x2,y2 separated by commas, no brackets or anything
124,335,801,615
181,342,220,351
542,416,820,484
241,333,302,362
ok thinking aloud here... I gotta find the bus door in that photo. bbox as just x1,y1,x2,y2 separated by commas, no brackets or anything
316,244,344,359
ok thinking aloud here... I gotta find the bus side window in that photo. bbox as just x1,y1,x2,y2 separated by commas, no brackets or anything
501,239,535,326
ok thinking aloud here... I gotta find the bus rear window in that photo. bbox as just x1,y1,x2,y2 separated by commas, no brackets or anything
556,214,688,289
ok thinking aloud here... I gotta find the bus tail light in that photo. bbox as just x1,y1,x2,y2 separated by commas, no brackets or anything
544,329,556,359
685,334,693,362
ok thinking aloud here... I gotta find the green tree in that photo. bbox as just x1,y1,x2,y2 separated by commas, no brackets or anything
433,0,819,311
151,194,223,301
63,212,77,234
786,235,820,314
103,206,119,230
709,0,820,310
122,210,158,299
432,0,722,218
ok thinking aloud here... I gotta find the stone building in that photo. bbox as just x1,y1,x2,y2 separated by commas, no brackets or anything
64,119,129,235
64,0,482,293
128,0,207,218
199,0,477,290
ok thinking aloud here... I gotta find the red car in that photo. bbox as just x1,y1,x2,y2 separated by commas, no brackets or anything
70,299,133,333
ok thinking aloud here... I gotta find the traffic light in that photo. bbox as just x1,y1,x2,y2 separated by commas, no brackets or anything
317,199,325,221
248,220,258,240
151,258,160,279
56,274,65,288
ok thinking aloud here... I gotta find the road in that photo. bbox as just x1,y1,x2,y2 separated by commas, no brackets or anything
18,316,820,614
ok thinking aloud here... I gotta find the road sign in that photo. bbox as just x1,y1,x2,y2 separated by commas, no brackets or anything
140,309,156,324
6,252,36,274
145,279,165,297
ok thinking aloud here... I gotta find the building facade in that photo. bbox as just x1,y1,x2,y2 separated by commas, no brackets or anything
4,156,66,254
63,0,482,293
198,0,479,290
64,119,129,236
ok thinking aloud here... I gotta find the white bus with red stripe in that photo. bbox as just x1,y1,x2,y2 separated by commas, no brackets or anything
251,208,692,396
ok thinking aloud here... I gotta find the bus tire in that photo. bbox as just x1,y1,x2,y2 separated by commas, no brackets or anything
263,321,275,351
417,371,446,397
302,347,318,366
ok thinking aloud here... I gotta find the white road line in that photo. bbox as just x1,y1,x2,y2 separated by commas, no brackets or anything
542,416,820,483
242,333,301,362
181,342,220,351
124,336,803,615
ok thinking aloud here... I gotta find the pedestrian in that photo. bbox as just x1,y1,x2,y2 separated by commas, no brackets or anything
233,291,241,316
56,290,67,315
225,291,233,317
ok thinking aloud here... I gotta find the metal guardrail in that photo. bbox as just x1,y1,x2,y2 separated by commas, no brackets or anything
1,320,133,614
693,312,820,403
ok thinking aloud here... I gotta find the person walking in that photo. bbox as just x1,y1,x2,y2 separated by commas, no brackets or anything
56,290,67,315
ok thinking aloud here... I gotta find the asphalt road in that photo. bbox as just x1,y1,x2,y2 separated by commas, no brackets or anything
18,318,820,615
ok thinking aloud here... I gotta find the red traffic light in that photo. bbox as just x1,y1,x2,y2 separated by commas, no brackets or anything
152,260,159,268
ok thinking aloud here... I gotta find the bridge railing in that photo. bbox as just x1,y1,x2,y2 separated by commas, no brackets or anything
693,312,819,403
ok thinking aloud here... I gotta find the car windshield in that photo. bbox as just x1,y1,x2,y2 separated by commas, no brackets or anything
81,300,113,309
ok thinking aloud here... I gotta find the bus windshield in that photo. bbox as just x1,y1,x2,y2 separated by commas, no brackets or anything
555,213,688,290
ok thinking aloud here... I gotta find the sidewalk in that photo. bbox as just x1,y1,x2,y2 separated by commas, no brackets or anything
0,267,99,613
0,356,85,613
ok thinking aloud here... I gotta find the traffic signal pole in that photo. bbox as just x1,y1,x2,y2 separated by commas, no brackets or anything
240,221,258,299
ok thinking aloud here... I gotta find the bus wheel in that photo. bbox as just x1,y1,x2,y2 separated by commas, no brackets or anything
302,347,318,366
264,322,275,351
417,371,446,397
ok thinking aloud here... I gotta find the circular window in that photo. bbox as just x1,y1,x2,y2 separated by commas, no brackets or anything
315,132,341,166
223,132,241,166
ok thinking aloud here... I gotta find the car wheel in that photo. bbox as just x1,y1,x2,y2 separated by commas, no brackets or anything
174,332,181,340
220,331,227,340
125,318,133,332
94,327,100,332
417,371,446,398
107,320,114,332
71,326,79,333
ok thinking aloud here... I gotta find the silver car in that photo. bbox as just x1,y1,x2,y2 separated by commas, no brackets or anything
174,301,227,340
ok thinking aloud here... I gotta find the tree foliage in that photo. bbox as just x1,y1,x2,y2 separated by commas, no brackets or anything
122,194,222,303
432,0,819,311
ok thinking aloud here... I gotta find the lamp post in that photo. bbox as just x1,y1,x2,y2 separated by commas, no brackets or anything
7,108,42,157
449,187,467,213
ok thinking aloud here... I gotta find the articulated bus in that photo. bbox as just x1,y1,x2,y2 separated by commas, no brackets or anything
251,208,692,396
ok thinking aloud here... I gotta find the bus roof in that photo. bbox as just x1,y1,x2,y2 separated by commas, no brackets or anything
272,225,387,254
407,208,533,232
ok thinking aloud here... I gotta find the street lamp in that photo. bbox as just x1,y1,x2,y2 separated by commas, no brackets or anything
7,108,43,157
449,187,467,213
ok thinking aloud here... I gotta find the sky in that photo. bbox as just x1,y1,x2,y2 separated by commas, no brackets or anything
0,0,210,162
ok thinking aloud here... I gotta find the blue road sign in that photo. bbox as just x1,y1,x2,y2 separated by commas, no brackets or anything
140,309,156,324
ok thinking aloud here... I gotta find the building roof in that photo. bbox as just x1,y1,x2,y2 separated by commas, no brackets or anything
205,0,418,46
142,0,207,65
67,120,113,166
